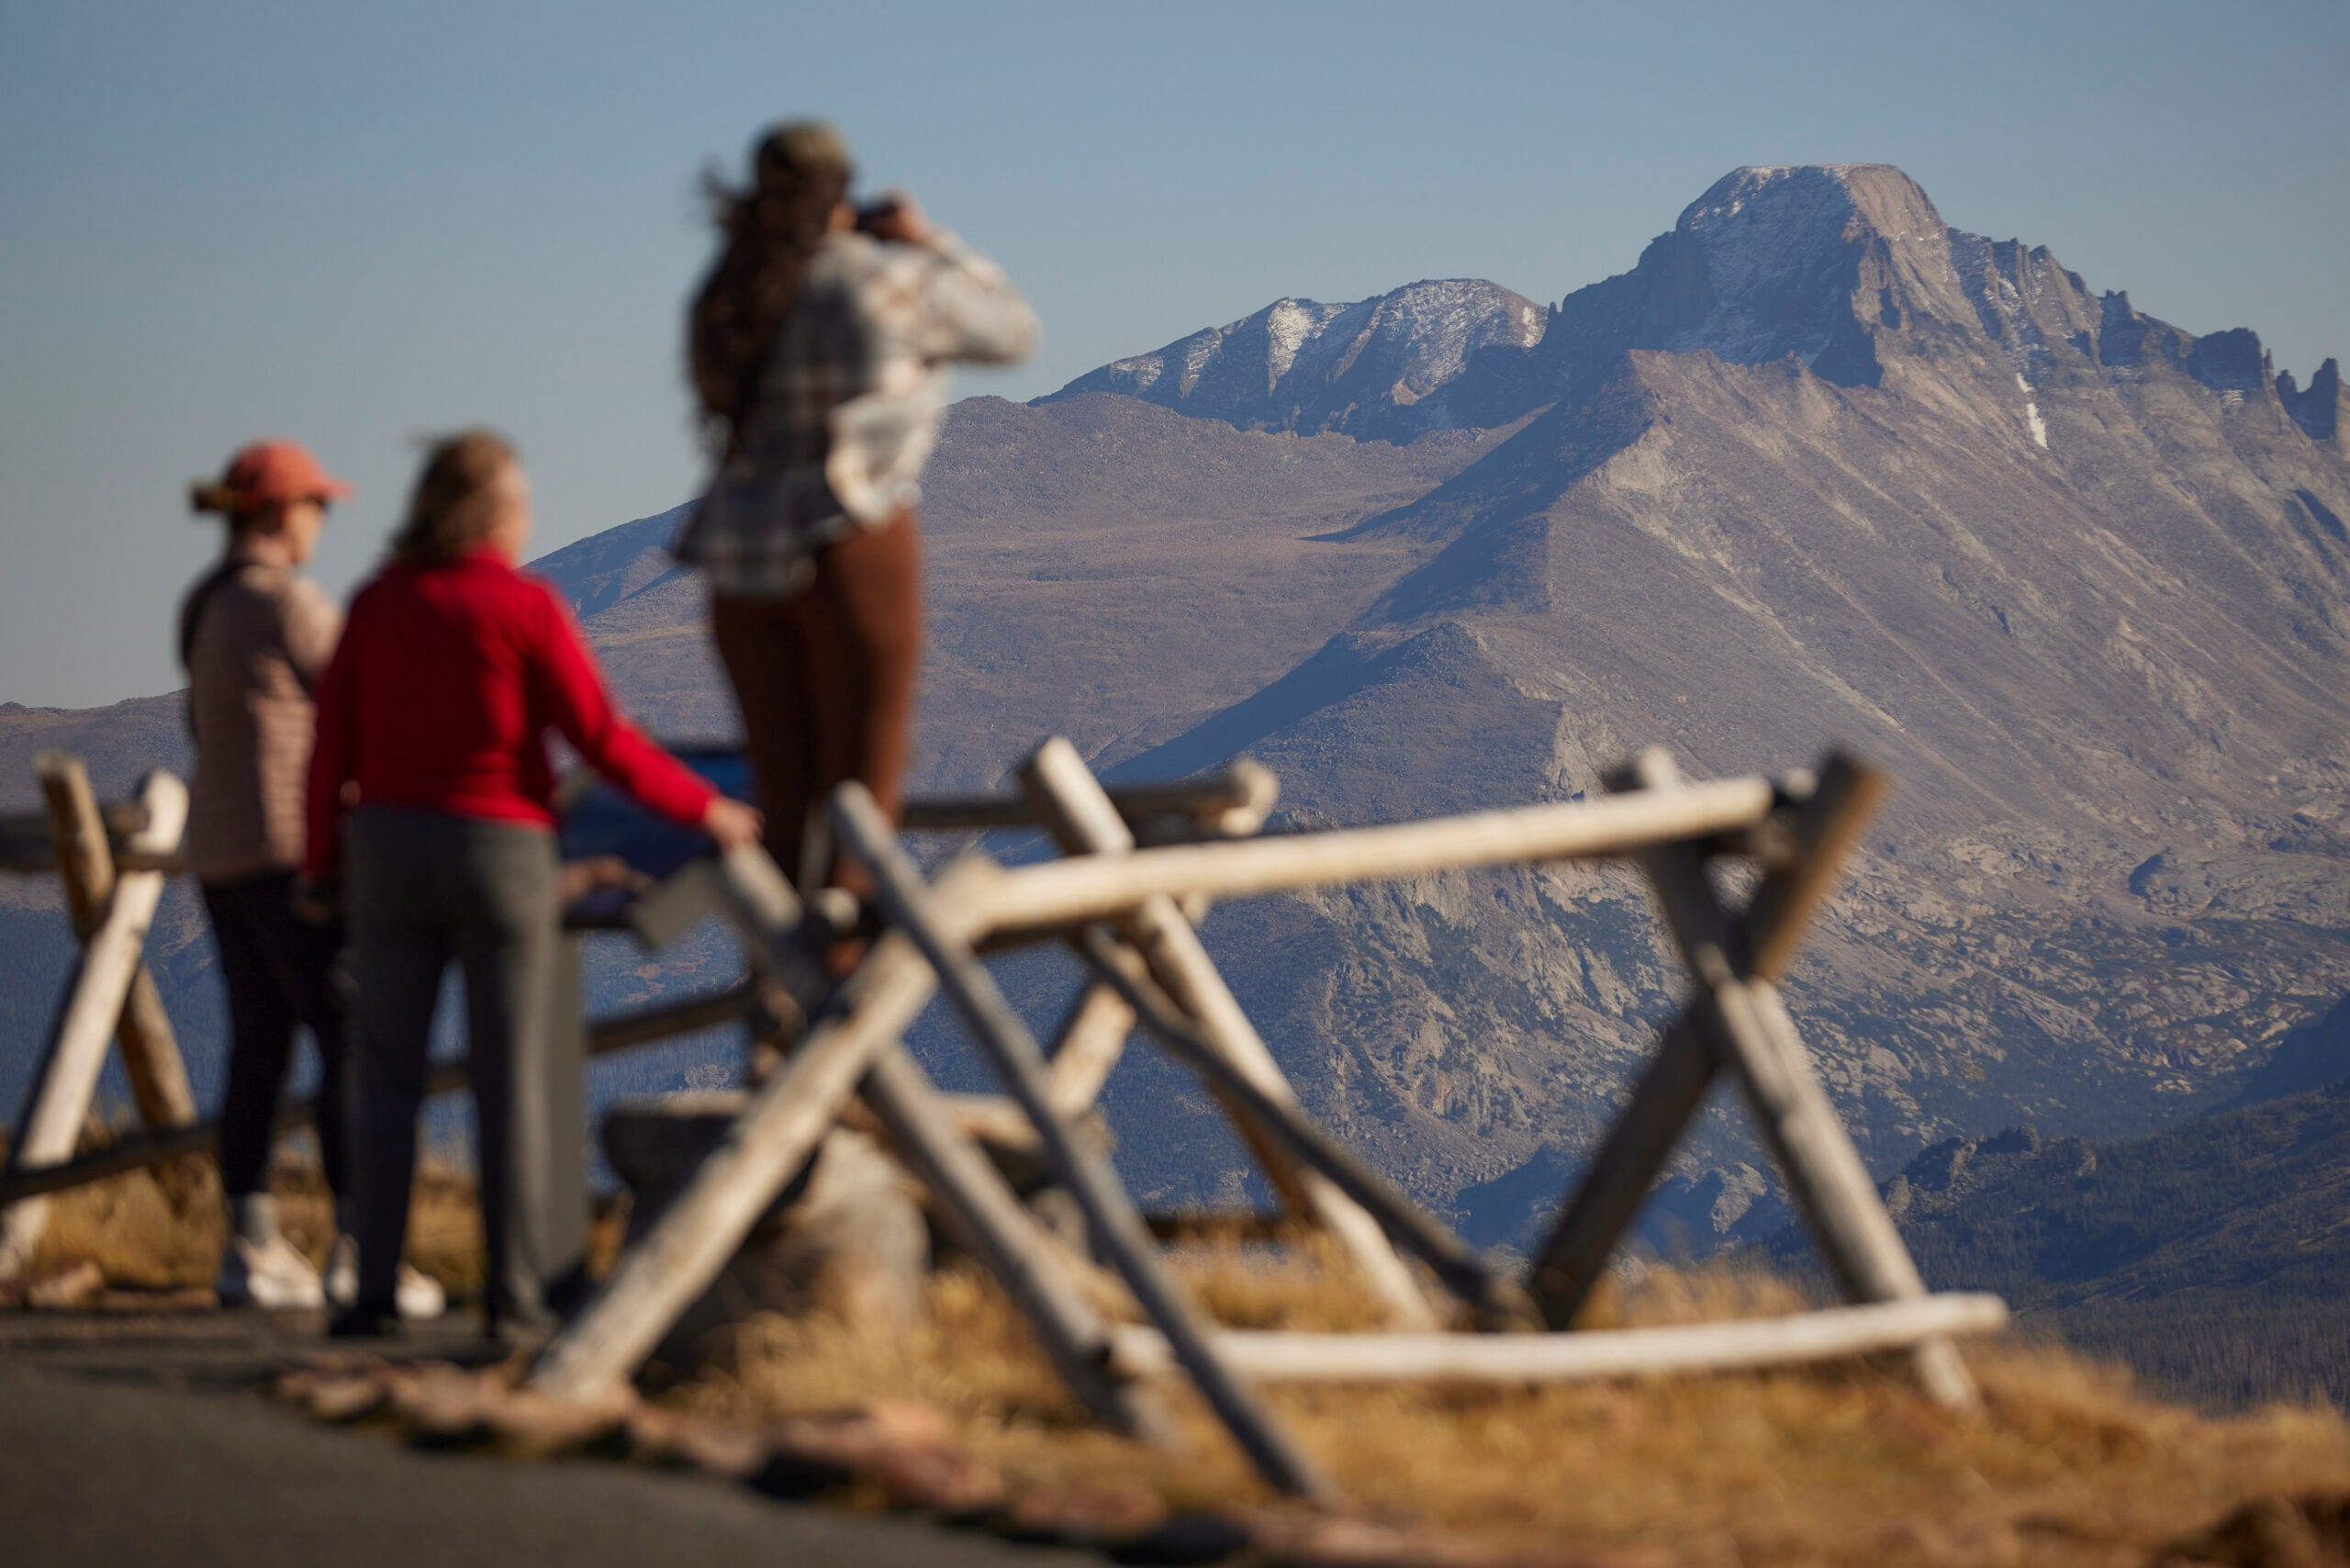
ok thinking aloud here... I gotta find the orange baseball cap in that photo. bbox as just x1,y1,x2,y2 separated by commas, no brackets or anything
190,440,353,515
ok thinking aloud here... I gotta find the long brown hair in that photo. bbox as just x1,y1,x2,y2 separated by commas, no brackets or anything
688,120,853,453
391,429,518,567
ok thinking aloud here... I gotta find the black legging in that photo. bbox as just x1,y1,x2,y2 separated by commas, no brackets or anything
201,871,350,1202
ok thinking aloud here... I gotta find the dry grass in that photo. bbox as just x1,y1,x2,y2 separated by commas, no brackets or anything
26,1148,488,1295
675,1245,2350,1567
22,1157,2350,1563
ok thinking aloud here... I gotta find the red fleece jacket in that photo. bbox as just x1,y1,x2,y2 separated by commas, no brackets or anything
305,550,714,879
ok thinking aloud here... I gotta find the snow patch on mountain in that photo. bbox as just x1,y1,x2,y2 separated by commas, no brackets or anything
2019,374,2051,449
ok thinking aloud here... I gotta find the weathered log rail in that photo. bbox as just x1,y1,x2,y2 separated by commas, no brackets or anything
5,736,2006,1505
0,758,1279,1210
1109,1293,2010,1384
527,737,1999,1499
0,759,1281,878
0,986,755,1206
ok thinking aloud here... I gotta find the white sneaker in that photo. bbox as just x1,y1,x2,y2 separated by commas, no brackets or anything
215,1234,325,1310
324,1235,447,1321
324,1234,356,1305
395,1263,446,1321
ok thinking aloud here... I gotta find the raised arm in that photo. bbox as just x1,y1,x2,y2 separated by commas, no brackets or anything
858,194,1037,367
524,585,728,832
914,232,1040,365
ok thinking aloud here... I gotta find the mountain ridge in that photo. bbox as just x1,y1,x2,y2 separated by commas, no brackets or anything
1040,277,1548,443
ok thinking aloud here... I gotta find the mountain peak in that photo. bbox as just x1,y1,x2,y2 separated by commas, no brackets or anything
1049,162,2341,454
1678,163,1946,247
1552,161,1971,388
1038,277,1545,442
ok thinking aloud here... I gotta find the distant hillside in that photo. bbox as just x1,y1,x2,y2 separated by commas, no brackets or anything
527,503,693,622
1754,1040,2350,1407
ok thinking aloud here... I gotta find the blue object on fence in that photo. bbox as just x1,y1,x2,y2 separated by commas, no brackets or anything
558,745,751,890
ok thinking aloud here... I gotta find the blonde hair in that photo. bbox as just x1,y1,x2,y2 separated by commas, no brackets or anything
391,429,517,567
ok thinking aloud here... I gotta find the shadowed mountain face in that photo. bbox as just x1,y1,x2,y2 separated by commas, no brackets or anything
5,164,2346,1239
1773,1067,2350,1409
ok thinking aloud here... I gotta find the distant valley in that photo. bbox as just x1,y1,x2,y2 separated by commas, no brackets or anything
1773,994,2350,1408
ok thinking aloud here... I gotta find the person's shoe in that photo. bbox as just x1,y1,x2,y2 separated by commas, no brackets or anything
394,1263,446,1322
327,1299,401,1339
214,1234,325,1310
324,1236,448,1322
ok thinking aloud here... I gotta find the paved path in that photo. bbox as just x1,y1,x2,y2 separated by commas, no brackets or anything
0,1306,1088,1568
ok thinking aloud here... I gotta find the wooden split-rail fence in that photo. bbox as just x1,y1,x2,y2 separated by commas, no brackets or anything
0,740,2006,1502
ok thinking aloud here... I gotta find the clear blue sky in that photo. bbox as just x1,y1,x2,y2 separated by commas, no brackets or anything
4,0,2344,708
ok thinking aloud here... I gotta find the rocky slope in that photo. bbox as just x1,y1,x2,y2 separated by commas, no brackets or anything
6,165,2346,1261
1024,167,2349,1223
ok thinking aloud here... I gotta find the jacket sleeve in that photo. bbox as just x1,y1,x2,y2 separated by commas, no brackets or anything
302,597,364,882
525,584,717,828
912,232,1039,366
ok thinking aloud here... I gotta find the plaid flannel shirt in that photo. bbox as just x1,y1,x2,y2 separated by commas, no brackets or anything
676,229,1037,598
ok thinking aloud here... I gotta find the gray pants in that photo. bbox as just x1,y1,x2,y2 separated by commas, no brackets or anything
345,808,584,1330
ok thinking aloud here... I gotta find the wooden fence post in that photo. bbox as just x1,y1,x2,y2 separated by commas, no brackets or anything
1069,926,1538,1330
1528,756,1886,1327
2,768,191,1276
1018,737,1439,1330
834,783,1335,1500
859,1044,1173,1442
1526,1014,1715,1328
36,756,197,1134
1041,980,1136,1118
1617,751,1977,1410
529,917,945,1402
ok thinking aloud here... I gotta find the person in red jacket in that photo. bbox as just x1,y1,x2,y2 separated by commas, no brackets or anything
307,429,760,1339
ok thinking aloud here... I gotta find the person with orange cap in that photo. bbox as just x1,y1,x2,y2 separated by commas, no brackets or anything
184,441,440,1319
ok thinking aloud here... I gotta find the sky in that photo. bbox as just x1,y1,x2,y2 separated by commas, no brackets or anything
3,0,2344,709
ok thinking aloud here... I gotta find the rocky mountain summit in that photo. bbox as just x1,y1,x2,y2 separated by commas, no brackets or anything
1041,278,1548,442
1019,164,2350,1218
6,166,2346,1281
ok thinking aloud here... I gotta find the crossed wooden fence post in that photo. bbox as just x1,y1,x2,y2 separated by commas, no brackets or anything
1,756,199,1276
530,738,2000,1498
1528,749,1976,1406
0,737,1995,1495
1018,738,1438,1330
